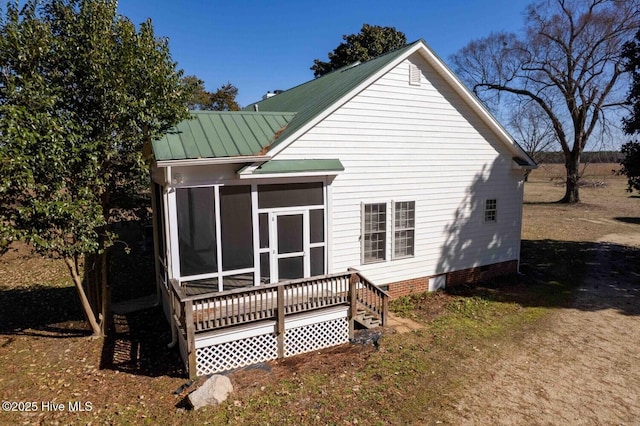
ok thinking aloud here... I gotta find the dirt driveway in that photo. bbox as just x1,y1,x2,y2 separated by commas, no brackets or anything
445,234,640,425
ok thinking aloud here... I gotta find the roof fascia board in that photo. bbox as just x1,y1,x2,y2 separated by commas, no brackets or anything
265,43,424,158
155,155,271,168
237,170,342,179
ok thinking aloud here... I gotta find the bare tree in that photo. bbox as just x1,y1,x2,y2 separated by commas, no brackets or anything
450,0,639,203
508,101,557,180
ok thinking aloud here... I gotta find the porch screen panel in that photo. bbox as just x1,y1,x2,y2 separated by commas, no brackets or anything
257,182,323,208
310,247,324,276
220,185,253,271
310,209,324,243
176,187,217,276
259,253,270,283
223,273,254,291
278,257,304,280
259,213,269,249
277,214,303,254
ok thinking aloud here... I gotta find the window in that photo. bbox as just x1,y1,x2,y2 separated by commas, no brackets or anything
363,203,386,263
484,199,497,222
394,201,415,258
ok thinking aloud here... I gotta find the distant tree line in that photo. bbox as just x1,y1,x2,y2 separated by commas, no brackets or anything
536,151,624,164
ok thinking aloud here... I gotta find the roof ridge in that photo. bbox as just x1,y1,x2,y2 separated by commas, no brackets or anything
188,110,296,115
246,40,423,110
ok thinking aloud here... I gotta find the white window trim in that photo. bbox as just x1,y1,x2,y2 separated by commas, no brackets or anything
484,198,498,223
361,202,388,265
392,200,416,260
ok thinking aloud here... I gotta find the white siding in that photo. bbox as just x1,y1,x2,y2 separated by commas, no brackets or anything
275,53,525,285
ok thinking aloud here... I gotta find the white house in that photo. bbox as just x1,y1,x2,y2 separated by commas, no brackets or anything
150,39,536,377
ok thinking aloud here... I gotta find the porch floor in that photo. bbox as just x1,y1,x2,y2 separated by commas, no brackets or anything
182,275,258,296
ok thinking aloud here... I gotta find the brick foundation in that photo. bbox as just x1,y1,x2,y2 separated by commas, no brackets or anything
386,259,519,299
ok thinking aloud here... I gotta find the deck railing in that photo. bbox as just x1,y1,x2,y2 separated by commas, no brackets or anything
351,271,389,326
168,271,389,378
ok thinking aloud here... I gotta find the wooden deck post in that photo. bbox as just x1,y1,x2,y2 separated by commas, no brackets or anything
348,274,358,339
381,293,389,326
276,285,285,358
184,299,198,380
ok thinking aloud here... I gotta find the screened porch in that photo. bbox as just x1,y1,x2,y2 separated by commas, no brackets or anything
160,180,328,294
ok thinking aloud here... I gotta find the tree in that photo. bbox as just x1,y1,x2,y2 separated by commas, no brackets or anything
183,76,240,111
0,0,191,335
210,83,240,111
311,24,406,78
508,101,557,180
183,75,211,110
618,141,640,193
450,0,640,203
623,30,640,135
620,30,640,194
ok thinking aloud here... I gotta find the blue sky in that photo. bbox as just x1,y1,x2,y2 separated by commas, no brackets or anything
117,0,533,107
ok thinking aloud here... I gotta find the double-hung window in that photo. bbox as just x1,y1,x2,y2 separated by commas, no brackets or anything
484,199,497,223
393,201,415,258
362,203,386,263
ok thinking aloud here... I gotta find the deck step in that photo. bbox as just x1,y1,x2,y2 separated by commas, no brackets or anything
355,308,381,329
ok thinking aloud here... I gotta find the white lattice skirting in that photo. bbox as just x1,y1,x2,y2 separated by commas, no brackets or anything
195,307,349,376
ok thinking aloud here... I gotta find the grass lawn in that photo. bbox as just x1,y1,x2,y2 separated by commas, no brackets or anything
0,164,638,425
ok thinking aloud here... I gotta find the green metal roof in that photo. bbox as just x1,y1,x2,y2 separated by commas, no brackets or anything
153,111,296,161
245,40,422,150
152,40,437,164
247,159,344,175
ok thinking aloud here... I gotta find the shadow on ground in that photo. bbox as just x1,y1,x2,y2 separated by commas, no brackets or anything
0,284,90,337
0,217,186,377
446,239,640,317
99,307,185,378
615,217,640,225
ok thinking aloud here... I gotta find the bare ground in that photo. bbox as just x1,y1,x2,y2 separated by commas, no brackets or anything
445,235,640,424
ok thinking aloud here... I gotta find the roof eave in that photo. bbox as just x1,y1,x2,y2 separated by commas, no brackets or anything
155,155,271,168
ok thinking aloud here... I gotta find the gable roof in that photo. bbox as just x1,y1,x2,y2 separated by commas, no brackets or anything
243,40,422,149
153,39,536,168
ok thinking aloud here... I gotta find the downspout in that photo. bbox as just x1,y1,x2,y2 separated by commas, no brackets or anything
164,165,179,349
167,320,178,348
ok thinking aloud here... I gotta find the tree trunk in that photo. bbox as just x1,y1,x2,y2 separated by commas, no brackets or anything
85,253,98,314
99,250,111,335
64,257,101,336
560,152,581,203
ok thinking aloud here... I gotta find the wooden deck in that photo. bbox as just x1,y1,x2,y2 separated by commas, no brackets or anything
168,271,390,378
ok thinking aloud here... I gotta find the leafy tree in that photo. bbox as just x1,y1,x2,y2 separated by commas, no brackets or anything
183,75,211,110
450,0,640,203
183,76,240,111
0,0,191,335
210,83,239,111
618,141,640,193
623,30,640,135
620,31,640,194
311,24,407,78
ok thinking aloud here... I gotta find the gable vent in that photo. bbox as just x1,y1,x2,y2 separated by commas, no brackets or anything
409,63,421,86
